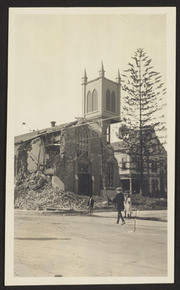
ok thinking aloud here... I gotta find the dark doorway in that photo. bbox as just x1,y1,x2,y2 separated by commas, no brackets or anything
121,179,130,192
133,179,140,194
78,173,92,196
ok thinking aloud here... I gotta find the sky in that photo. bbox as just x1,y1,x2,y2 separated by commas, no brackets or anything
9,8,167,136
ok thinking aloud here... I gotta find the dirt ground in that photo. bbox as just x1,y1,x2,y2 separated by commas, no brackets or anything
14,210,167,277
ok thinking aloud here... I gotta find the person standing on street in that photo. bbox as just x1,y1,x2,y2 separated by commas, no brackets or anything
124,193,132,218
88,196,94,214
113,187,125,225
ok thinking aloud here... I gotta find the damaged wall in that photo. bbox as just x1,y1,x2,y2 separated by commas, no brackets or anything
15,121,120,195
15,142,31,178
27,137,46,172
54,122,120,194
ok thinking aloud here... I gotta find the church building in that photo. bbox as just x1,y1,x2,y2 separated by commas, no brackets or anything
15,63,122,196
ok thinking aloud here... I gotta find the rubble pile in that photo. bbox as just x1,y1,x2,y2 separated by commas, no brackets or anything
14,171,88,211
14,171,167,211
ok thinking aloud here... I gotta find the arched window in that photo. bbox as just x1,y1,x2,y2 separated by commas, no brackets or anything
87,91,92,113
106,90,110,111
111,91,116,113
92,89,98,111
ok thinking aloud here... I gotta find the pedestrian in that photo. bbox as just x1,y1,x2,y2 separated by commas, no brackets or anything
124,193,127,218
124,194,132,218
113,187,125,225
88,196,94,214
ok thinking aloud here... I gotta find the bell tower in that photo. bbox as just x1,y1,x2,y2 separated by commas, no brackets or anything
82,62,121,142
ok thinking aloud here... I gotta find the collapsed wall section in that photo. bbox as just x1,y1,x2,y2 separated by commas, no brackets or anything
15,121,121,196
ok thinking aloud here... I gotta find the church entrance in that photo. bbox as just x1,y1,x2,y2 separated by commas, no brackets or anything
78,173,92,196
78,163,92,196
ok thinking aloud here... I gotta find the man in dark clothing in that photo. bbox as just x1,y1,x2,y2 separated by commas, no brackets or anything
113,187,125,225
88,196,94,214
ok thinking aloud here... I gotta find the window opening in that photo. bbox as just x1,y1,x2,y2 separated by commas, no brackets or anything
106,90,111,111
77,131,88,156
106,126,110,144
107,163,114,187
92,89,98,111
122,157,127,170
87,91,92,113
111,91,116,113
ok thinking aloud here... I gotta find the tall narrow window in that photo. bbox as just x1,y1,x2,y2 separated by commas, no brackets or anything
151,161,154,172
155,179,158,191
154,161,158,173
136,161,140,171
87,91,92,113
92,89,98,111
107,163,114,187
122,157,127,170
152,179,155,192
111,91,116,113
106,90,111,111
106,126,110,144
152,161,157,172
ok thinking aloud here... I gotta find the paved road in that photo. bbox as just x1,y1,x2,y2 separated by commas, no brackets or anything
14,210,167,277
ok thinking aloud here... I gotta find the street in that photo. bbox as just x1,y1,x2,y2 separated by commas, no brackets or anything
14,210,167,277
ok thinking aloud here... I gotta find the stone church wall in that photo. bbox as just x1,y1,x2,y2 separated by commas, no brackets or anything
15,121,120,195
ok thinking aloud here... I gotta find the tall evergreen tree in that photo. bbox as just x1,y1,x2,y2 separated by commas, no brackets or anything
119,48,167,195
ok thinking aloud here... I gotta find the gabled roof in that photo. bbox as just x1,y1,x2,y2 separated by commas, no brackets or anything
111,138,167,157
15,121,77,144
14,118,104,145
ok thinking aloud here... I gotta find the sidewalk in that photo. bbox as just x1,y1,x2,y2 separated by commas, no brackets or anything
93,210,167,222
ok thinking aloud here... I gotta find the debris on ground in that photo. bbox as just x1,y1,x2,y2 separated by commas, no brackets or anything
14,171,167,211
15,171,90,211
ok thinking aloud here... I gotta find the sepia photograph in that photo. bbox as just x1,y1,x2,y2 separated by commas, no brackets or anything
5,7,175,285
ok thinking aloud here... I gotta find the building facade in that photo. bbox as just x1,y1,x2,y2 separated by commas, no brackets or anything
111,137,167,197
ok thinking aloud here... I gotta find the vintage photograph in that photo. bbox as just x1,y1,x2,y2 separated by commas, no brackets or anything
5,7,175,285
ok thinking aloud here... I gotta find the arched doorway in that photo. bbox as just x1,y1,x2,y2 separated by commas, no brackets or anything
78,163,92,196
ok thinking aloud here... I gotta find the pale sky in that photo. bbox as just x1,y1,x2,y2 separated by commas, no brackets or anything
9,8,167,136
